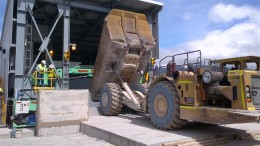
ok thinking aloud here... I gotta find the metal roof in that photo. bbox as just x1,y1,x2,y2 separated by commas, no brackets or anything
37,0,163,13
1,0,163,63
213,56,260,64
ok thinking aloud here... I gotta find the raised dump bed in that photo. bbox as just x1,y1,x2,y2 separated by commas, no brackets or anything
91,9,155,101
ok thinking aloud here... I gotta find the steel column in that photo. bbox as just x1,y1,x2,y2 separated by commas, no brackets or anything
58,4,70,89
14,0,30,98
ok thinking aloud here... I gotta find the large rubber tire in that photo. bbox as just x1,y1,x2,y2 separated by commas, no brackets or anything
99,83,123,116
134,84,148,95
148,81,186,130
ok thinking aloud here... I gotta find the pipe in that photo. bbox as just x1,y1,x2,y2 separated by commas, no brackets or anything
122,83,140,108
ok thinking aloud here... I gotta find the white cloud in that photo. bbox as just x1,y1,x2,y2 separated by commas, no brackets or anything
180,22,260,59
208,3,260,23
159,3,260,64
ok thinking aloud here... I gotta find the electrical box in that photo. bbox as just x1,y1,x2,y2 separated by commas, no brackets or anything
15,101,30,114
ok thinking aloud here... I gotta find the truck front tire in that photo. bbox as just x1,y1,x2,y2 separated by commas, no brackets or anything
148,81,186,129
99,83,123,116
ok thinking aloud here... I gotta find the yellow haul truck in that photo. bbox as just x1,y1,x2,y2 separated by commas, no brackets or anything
151,50,260,129
91,9,260,130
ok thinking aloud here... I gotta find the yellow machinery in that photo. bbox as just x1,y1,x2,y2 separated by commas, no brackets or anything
90,9,260,130
91,9,154,115
0,77,6,125
1,71,57,128
149,51,260,129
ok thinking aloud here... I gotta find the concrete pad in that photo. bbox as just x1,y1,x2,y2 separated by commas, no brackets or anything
36,90,89,136
0,128,34,139
0,133,114,146
81,114,260,146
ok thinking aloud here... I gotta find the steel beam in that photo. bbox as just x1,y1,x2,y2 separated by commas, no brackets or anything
37,0,110,13
58,4,70,89
14,0,34,98
26,8,63,76
25,5,64,89
76,15,105,44
28,6,43,41
70,1,110,13
72,8,89,28
34,4,51,24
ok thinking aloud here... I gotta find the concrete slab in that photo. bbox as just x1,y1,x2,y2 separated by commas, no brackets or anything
0,128,34,139
36,90,89,136
81,114,260,146
0,133,114,146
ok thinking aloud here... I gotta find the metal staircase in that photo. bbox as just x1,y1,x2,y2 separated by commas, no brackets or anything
25,17,33,74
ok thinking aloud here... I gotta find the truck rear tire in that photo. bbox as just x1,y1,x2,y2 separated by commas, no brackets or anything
148,81,186,130
134,84,148,95
99,83,123,116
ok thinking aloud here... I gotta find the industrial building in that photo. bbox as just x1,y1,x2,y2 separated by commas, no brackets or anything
0,0,162,126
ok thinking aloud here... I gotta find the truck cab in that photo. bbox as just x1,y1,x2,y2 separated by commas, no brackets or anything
211,56,260,110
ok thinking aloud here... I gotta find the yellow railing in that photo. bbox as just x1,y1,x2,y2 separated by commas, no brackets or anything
31,71,57,91
1,93,6,125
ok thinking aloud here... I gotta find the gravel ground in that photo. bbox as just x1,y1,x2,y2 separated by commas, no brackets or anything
0,133,114,146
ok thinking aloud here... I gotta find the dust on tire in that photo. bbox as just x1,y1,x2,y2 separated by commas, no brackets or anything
148,81,187,130
99,83,123,116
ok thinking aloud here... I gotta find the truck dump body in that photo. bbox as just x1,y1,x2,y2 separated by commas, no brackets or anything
91,9,155,100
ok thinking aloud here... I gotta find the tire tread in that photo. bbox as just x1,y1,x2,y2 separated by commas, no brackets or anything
148,81,187,130
100,83,123,116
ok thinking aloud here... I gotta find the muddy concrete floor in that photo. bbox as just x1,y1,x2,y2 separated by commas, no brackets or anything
0,133,114,146
0,132,259,146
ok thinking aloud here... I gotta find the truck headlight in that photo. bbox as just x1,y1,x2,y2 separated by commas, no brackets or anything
202,70,224,84
246,86,250,92
202,71,212,84
245,85,251,102
246,92,251,98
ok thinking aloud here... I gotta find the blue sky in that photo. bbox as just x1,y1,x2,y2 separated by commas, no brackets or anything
0,0,7,38
157,0,260,62
158,0,260,48
1,0,260,61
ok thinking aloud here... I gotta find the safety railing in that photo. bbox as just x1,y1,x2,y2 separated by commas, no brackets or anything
158,50,202,76
159,56,173,75
172,50,202,69
31,71,57,91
